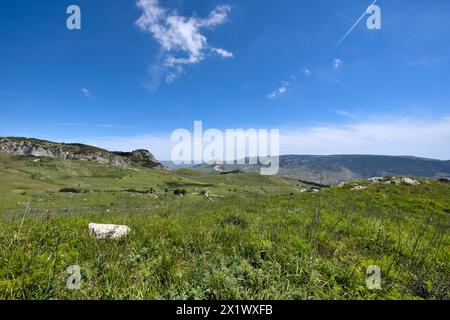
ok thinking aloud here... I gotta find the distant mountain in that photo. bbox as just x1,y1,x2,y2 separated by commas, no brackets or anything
0,137,163,169
194,155,450,185
3,137,448,184
161,161,196,170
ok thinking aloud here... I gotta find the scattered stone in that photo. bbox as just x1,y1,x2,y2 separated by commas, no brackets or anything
368,177,384,184
204,188,213,201
369,176,420,186
401,178,420,186
88,223,131,240
336,182,346,188
351,186,367,191
300,187,320,193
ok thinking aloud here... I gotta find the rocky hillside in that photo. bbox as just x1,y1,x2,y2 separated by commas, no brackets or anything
193,155,450,185
0,137,163,169
277,154,450,180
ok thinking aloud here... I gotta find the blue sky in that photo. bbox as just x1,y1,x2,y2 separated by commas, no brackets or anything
1,0,450,160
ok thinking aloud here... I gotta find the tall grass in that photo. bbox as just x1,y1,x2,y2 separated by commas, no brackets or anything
1,180,449,300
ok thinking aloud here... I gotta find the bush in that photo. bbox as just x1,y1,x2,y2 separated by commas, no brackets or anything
174,189,187,196
220,215,248,229
59,188,81,193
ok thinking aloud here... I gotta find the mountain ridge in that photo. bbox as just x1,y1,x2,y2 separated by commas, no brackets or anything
0,137,163,169
192,154,450,184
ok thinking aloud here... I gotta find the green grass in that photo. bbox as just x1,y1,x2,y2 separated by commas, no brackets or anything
0,153,449,300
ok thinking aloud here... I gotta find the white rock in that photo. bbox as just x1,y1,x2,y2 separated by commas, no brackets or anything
351,186,367,191
401,177,420,186
368,177,383,184
88,223,131,240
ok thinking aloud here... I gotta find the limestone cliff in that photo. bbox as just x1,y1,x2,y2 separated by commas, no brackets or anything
0,137,163,169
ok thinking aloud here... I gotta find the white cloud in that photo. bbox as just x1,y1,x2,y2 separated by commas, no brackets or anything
267,81,289,99
135,0,232,83
212,48,234,58
333,58,343,70
302,68,311,76
81,88,92,97
60,116,450,161
280,117,450,160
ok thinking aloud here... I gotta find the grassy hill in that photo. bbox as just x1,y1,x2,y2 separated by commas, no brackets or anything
0,153,449,300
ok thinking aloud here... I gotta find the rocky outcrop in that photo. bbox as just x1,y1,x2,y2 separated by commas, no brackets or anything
0,137,163,169
368,176,420,186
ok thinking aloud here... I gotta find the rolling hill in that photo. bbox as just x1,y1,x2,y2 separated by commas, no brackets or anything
192,155,450,185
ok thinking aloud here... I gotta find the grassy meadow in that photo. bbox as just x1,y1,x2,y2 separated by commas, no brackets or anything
0,153,449,300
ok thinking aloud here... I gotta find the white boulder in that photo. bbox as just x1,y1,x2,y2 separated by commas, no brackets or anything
368,176,420,186
88,223,131,240
368,177,383,184
351,186,367,191
401,177,420,186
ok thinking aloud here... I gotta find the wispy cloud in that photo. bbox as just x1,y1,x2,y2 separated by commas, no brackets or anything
212,48,234,58
267,81,289,99
333,58,343,70
336,0,378,47
406,57,445,68
302,68,311,76
81,88,93,97
59,115,450,161
280,116,450,160
135,0,233,84
335,110,359,120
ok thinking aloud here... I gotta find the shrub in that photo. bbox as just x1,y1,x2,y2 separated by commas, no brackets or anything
220,215,248,229
59,188,81,193
173,189,187,196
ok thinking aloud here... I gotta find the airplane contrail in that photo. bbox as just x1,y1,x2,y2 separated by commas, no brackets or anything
335,0,378,48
